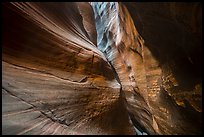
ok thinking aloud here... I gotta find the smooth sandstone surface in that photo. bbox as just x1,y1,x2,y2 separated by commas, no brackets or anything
2,2,202,135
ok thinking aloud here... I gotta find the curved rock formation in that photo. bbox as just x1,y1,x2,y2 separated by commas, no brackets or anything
124,2,202,134
2,2,202,135
2,2,134,135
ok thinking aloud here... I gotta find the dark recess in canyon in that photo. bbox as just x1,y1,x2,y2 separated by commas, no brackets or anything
2,2,202,135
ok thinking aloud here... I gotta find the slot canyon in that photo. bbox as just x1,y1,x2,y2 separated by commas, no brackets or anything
2,2,202,135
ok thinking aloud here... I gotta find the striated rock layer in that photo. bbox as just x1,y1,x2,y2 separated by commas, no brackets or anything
2,2,134,135
2,2,202,135
124,2,202,135
91,2,202,135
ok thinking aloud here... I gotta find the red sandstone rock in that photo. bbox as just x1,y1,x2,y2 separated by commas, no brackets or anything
2,2,202,135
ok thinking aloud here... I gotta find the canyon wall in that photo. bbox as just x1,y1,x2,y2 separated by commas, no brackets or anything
2,2,202,135
91,2,202,135
2,2,134,135
124,2,202,134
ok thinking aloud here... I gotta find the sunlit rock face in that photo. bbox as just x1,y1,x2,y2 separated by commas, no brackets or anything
2,2,202,135
91,2,157,135
2,2,134,135
91,2,202,135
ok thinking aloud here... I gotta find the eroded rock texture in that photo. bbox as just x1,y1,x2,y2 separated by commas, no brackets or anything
2,2,202,135
124,2,202,134
2,2,134,135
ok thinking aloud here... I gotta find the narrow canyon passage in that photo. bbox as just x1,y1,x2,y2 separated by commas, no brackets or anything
2,2,202,135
